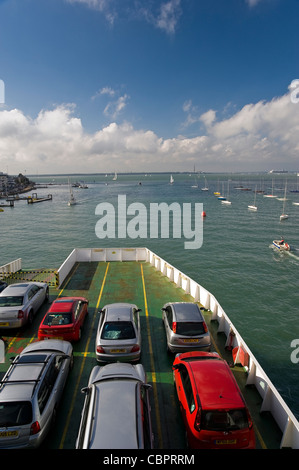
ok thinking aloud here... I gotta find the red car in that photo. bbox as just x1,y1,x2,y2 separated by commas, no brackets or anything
173,351,256,449
38,297,88,342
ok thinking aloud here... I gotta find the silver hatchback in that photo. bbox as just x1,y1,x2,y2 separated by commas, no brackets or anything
0,339,73,448
76,362,154,449
162,302,211,353
0,282,49,329
95,303,141,362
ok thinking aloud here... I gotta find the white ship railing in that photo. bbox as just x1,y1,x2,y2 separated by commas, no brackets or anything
56,247,299,449
0,258,22,276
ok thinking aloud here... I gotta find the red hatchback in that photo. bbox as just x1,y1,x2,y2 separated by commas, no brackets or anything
38,297,88,342
173,351,255,449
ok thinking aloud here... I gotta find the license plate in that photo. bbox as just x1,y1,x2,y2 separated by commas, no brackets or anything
183,339,199,343
0,322,9,327
215,439,237,445
110,349,126,353
0,430,19,438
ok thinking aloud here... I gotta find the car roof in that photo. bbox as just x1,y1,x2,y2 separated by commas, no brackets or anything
90,380,139,449
104,303,136,321
0,282,45,297
171,302,202,322
0,283,31,296
0,355,48,401
186,356,245,410
49,298,75,313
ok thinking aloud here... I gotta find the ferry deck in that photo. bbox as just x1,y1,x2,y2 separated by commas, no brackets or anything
0,249,294,449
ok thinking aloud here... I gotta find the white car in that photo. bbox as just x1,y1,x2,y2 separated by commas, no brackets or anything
0,282,49,329
0,339,73,448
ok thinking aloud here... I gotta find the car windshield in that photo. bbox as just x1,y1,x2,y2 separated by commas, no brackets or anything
0,401,32,426
101,321,136,340
176,322,205,336
44,313,72,326
0,296,24,307
202,409,249,431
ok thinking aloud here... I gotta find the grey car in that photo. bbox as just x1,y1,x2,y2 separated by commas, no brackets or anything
0,339,73,448
162,302,211,353
76,362,154,449
95,303,141,362
0,282,49,328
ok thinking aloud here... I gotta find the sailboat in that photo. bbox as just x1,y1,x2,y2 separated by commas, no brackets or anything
214,179,220,196
248,186,258,211
113,172,117,181
264,179,277,198
201,176,209,191
191,166,198,188
67,178,76,206
280,183,288,220
217,182,226,200
170,174,174,184
221,181,232,205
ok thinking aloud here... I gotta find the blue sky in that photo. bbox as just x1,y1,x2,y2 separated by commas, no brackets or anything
0,0,298,175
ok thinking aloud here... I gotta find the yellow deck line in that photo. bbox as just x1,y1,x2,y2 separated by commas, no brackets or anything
59,262,110,449
140,263,163,449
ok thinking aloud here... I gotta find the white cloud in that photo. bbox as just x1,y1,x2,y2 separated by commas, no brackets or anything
66,0,183,35
155,0,182,35
66,0,117,24
0,85,298,174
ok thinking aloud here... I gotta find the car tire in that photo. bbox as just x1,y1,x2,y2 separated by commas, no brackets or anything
44,287,49,303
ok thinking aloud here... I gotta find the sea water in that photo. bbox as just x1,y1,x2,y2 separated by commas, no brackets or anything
1,172,299,419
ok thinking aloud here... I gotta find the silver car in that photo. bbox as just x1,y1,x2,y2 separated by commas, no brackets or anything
162,302,211,353
95,303,141,362
76,362,154,449
0,282,49,328
0,339,73,448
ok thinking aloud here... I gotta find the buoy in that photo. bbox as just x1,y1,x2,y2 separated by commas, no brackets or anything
202,211,206,217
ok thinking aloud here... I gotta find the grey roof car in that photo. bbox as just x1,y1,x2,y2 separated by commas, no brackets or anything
76,362,154,449
0,282,49,329
95,303,141,362
0,339,73,449
162,302,211,353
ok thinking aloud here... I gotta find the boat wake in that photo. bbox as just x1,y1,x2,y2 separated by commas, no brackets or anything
270,244,299,262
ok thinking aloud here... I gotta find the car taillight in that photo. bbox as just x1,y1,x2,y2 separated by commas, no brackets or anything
194,408,201,431
246,408,253,429
172,321,177,333
30,421,41,435
131,345,140,353
18,310,24,319
203,321,208,333
96,346,105,353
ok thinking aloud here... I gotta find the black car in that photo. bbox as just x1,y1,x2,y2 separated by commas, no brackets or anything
0,281,8,293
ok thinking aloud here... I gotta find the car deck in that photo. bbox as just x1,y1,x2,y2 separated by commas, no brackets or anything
0,260,283,449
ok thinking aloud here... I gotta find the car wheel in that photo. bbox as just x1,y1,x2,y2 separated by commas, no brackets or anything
44,287,49,303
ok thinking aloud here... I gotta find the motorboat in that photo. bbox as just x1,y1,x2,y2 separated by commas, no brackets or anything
272,239,290,251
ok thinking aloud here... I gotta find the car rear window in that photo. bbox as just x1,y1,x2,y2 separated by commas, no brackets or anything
202,409,249,431
0,401,32,426
43,313,72,326
0,296,24,307
176,322,206,336
101,321,136,340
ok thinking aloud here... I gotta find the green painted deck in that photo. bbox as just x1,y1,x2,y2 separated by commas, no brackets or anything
0,261,283,449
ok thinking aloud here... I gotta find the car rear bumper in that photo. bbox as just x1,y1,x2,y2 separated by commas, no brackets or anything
168,342,211,353
96,352,141,363
0,319,24,329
